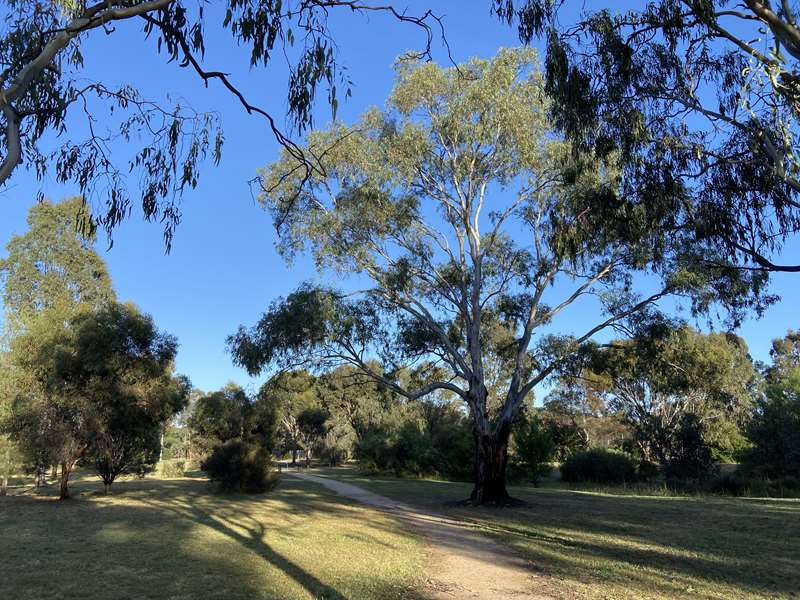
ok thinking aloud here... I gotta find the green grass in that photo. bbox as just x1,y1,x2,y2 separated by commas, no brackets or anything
0,471,425,600
314,466,800,600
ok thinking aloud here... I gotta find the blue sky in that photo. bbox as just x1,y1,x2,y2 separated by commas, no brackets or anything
0,2,797,396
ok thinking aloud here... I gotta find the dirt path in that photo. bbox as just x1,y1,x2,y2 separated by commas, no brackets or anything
287,471,555,599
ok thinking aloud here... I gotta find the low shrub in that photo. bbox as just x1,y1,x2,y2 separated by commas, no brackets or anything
561,449,638,484
202,440,278,493
636,460,660,481
710,472,748,496
158,459,186,479
711,470,800,497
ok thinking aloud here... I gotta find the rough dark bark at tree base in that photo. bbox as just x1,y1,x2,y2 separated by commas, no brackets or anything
59,463,71,500
470,425,514,506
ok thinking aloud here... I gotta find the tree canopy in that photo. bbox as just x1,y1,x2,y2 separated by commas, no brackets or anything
0,197,115,332
2,302,188,497
496,0,800,274
0,0,444,246
580,326,756,463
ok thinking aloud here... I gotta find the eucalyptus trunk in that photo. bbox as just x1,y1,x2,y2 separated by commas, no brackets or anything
470,420,513,504
58,462,72,500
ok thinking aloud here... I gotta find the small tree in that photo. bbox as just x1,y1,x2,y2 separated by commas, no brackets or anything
296,407,330,466
663,414,717,482
0,197,116,333
3,303,188,498
511,413,554,485
187,384,250,455
0,435,22,496
587,327,755,465
744,368,800,479
257,370,320,465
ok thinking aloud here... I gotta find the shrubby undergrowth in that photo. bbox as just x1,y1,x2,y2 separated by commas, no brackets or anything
202,441,278,493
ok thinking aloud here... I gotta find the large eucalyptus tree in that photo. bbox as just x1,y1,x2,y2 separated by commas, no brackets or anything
229,49,760,503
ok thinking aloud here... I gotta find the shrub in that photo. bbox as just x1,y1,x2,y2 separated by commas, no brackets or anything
710,472,748,496
560,449,638,484
158,459,186,479
511,415,554,485
355,428,395,473
636,460,660,481
664,414,718,481
319,441,348,467
202,440,278,493
741,380,800,479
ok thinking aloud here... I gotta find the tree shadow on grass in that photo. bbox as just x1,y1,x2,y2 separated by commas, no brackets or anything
447,487,800,599
317,471,800,599
0,475,423,600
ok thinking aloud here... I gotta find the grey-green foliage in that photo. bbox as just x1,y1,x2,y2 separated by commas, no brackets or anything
0,197,115,333
233,48,754,502
0,1,439,245
497,1,800,277
585,326,756,465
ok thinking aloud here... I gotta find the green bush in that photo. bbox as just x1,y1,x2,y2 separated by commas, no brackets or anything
202,440,278,493
741,380,800,479
157,459,186,479
664,414,718,481
355,429,395,473
636,460,660,481
710,472,749,496
560,449,638,484
511,415,554,485
711,470,800,497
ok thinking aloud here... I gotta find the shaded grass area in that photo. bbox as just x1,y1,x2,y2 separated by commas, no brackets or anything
0,472,424,600
314,466,800,600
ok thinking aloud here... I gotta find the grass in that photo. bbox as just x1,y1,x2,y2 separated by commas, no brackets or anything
314,465,800,600
0,471,425,600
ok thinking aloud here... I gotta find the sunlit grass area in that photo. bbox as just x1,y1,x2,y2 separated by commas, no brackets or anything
0,472,424,600
316,466,800,600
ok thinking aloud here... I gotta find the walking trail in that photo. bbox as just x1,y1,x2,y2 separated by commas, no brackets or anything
287,471,556,599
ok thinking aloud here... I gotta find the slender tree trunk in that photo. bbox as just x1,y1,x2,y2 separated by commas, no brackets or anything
59,462,72,500
103,482,110,495
0,476,7,496
470,422,513,505
291,448,298,466
51,464,58,479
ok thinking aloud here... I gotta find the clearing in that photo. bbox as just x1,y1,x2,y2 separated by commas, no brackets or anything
0,472,423,600
314,466,800,600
